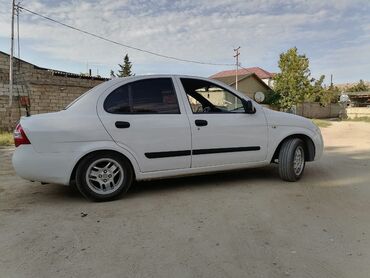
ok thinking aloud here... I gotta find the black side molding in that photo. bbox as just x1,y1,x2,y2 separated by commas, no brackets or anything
145,150,191,159
193,146,260,155
145,146,260,159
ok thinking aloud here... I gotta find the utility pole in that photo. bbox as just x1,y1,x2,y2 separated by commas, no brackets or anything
9,0,15,107
233,47,240,90
16,3,20,61
330,74,333,88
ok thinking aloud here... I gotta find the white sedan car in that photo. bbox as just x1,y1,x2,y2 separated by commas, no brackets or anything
13,75,323,201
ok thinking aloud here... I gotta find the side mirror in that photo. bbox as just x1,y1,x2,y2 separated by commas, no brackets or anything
242,99,256,114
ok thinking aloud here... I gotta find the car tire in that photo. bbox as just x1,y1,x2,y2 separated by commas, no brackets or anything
278,138,306,182
68,180,79,193
76,152,134,201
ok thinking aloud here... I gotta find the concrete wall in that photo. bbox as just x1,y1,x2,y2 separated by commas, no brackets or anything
263,102,341,119
0,52,105,131
346,107,370,119
296,102,341,118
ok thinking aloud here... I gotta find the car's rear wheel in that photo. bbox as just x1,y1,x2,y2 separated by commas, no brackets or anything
76,152,133,201
278,138,305,182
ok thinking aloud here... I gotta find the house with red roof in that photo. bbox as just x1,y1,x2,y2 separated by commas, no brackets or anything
211,67,275,87
210,67,274,101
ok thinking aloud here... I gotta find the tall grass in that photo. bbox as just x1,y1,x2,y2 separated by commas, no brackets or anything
345,117,370,123
0,132,14,146
312,119,332,128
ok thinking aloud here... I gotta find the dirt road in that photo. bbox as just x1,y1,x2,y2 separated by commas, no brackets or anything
1,121,370,278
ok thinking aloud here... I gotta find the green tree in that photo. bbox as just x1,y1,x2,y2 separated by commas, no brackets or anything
305,76,338,106
274,47,312,109
323,84,340,104
274,47,337,108
306,75,326,104
347,79,369,92
263,89,281,106
117,54,134,77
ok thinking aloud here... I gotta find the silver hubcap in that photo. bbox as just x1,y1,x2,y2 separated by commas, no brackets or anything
86,158,124,195
293,146,305,176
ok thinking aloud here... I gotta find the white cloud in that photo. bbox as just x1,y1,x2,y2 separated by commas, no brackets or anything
0,0,369,82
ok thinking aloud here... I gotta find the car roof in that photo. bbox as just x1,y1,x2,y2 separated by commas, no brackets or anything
66,74,253,113
105,74,232,89
108,74,211,82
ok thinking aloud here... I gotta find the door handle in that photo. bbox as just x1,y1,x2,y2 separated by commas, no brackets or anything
195,119,208,127
115,121,130,128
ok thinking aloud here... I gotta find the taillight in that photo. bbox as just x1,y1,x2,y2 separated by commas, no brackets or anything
14,123,31,147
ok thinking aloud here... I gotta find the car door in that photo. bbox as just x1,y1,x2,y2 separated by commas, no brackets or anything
176,77,268,168
97,77,191,172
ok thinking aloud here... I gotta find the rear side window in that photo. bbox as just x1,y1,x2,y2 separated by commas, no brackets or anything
104,78,180,114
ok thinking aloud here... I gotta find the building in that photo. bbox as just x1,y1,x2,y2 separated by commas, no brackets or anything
336,81,370,92
210,69,273,100
211,67,275,87
346,91,370,107
0,51,107,131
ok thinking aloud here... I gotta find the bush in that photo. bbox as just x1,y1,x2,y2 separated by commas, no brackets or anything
312,119,332,128
0,132,14,146
345,117,370,123
263,90,281,106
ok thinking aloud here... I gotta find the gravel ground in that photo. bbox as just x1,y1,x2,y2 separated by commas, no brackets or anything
0,121,370,278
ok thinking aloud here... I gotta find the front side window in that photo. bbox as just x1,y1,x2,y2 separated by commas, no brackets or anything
180,78,244,113
104,78,180,114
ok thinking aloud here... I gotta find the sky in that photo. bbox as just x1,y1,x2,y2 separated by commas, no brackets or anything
0,0,369,84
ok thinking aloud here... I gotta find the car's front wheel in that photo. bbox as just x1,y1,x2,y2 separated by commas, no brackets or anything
76,152,133,201
278,138,306,182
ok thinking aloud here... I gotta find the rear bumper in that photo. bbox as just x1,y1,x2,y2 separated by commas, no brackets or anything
12,145,74,185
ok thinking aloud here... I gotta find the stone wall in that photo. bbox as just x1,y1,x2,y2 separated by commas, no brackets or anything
262,102,341,119
296,102,341,119
0,52,106,131
346,107,370,119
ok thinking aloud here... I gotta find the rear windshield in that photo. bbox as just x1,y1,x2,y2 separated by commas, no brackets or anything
63,89,91,110
63,82,105,110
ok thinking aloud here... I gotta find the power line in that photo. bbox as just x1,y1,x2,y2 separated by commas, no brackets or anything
16,5,234,67
239,64,262,77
